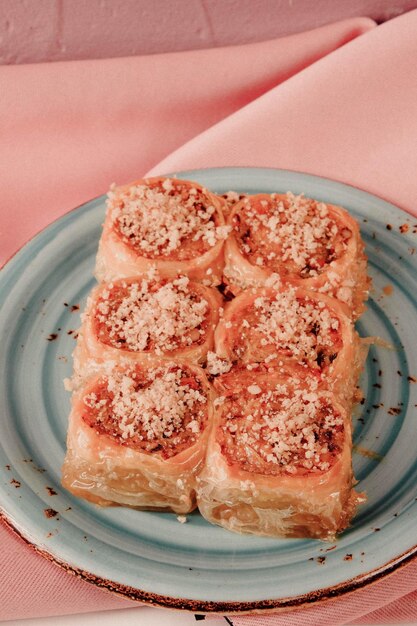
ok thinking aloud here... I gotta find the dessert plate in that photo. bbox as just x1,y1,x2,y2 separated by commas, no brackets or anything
1,167,417,613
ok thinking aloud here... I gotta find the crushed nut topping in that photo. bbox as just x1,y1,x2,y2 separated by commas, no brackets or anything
94,277,209,355
233,193,351,277
82,365,208,458
219,374,343,475
108,179,230,260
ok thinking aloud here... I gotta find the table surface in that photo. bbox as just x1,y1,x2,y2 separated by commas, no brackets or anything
3,607,417,626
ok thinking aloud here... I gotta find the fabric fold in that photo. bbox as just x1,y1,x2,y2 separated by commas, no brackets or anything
149,11,417,218
226,563,417,626
0,17,373,266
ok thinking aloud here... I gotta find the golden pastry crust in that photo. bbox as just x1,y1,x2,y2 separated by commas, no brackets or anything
63,178,369,536
197,369,364,540
214,285,365,403
62,362,215,513
95,176,229,285
224,192,369,318
72,275,223,384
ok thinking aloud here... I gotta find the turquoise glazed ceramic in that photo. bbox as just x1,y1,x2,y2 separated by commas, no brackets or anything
1,168,417,613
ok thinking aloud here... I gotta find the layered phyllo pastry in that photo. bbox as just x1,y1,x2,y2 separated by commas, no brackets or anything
215,285,365,402
63,176,369,540
62,362,214,513
73,275,222,382
197,369,363,540
95,176,229,285
224,192,369,318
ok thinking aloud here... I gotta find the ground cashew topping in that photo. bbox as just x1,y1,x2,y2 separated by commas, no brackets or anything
227,287,342,369
83,365,208,458
233,193,352,277
252,290,340,363
220,377,344,475
95,277,209,355
108,180,230,259
206,351,232,375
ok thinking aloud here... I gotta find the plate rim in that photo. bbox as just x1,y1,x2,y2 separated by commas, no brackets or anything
2,508,416,614
1,166,417,614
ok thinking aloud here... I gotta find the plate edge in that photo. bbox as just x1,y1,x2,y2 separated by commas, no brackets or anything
2,508,417,615
2,167,417,612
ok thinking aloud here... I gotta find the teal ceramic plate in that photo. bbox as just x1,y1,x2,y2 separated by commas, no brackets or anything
1,168,417,613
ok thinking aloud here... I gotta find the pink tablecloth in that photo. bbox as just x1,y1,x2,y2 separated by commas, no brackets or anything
1,11,417,624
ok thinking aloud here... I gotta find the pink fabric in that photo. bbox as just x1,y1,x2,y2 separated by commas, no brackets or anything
0,17,370,266
224,563,417,626
1,11,417,624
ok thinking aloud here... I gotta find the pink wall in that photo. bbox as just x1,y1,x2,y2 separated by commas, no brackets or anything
1,0,416,64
